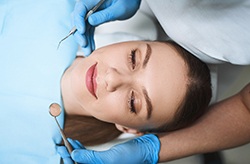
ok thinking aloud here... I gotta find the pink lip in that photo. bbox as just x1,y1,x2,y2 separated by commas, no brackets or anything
86,63,97,98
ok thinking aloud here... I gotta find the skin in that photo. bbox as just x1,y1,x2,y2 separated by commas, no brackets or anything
61,41,188,133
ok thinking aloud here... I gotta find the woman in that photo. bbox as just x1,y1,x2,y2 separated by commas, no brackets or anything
62,40,212,146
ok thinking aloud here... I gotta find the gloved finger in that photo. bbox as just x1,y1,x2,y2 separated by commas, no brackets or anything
61,157,74,164
56,146,71,158
88,4,122,26
73,31,87,48
82,43,92,57
56,145,75,164
72,1,89,34
71,149,103,163
67,138,85,149
88,0,141,26
82,26,95,57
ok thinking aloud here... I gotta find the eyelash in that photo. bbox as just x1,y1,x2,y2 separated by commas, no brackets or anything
128,91,136,114
129,49,137,70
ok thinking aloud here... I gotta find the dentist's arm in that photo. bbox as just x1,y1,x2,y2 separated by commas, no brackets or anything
72,0,141,56
158,82,250,162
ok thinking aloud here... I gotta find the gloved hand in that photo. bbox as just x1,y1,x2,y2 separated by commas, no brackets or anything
57,138,85,164
72,0,141,57
57,134,160,164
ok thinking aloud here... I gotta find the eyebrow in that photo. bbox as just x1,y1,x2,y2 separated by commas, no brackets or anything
142,43,152,68
142,43,153,120
143,88,153,120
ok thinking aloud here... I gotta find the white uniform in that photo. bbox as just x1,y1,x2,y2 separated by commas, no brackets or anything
146,0,250,65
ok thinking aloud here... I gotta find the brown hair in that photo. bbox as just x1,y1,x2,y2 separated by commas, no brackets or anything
148,41,212,133
64,115,122,146
63,40,212,145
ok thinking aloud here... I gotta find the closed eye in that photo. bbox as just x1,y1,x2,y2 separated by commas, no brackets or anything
129,49,137,70
128,91,136,114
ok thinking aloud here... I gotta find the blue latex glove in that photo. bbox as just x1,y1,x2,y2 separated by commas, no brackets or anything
57,134,160,164
57,138,85,164
72,0,141,56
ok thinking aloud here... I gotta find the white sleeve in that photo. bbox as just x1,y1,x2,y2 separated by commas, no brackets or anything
146,0,250,65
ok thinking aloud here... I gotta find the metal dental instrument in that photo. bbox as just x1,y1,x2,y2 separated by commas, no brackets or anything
57,0,105,49
49,103,77,164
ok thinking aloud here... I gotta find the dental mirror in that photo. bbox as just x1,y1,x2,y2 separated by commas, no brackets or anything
49,103,61,117
49,103,75,156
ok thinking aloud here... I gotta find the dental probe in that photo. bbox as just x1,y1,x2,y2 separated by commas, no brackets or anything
49,103,77,164
57,0,105,49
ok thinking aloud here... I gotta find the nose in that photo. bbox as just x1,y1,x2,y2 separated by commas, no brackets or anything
105,67,132,92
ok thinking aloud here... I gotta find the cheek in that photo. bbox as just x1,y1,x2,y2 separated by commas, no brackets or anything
90,94,126,122
92,48,127,67
69,67,86,102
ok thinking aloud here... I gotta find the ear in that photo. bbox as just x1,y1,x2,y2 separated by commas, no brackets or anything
115,124,144,136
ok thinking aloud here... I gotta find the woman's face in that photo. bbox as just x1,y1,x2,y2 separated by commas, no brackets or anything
62,41,188,132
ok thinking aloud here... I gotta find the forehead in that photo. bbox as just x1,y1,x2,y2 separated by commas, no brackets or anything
144,42,188,128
